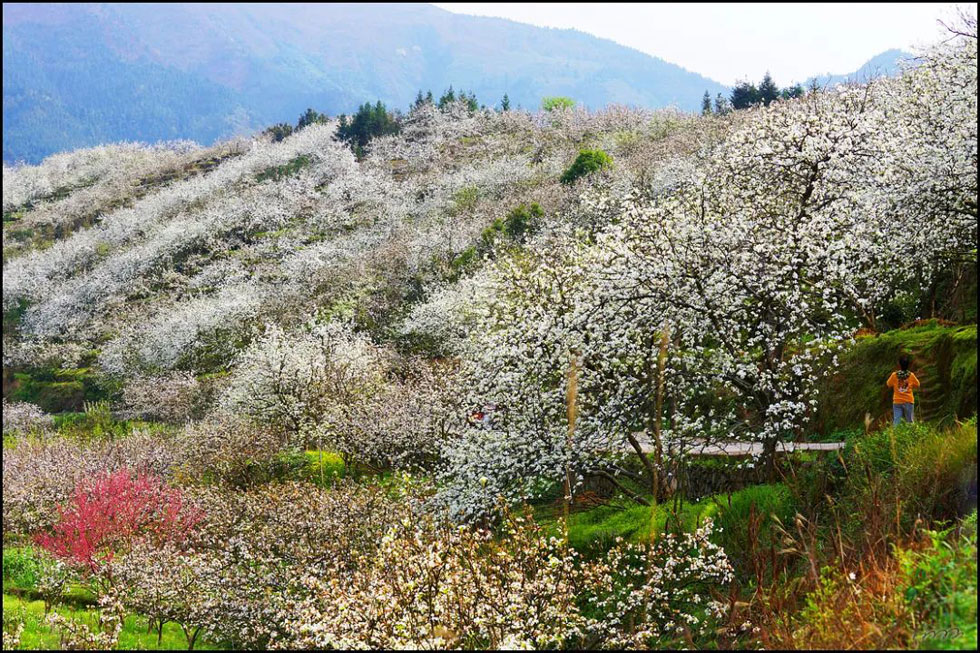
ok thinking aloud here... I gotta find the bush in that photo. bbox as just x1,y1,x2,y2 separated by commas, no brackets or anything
479,202,543,249
560,149,613,185
3,547,42,592
899,512,978,649
541,96,575,111
701,484,798,583
1,400,53,435
34,469,201,574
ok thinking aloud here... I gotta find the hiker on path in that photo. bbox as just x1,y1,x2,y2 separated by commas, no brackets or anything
887,354,920,425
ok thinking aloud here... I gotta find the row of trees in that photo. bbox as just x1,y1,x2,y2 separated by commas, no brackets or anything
261,107,329,142
701,72,808,115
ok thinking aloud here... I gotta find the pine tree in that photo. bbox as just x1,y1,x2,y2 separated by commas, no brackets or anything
414,90,425,109
730,81,760,110
781,83,805,100
438,85,456,109
758,72,780,106
296,107,326,130
714,93,729,115
701,90,712,115
501,93,511,111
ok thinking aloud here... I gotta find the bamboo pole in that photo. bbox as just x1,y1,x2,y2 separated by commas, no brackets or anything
650,323,669,544
564,350,580,544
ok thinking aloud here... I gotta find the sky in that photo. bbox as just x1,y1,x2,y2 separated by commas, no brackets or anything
432,3,968,86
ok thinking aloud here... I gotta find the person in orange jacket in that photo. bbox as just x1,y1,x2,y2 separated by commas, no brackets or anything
887,354,920,425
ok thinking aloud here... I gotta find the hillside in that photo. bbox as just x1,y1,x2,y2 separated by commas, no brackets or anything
3,2,731,163
1,20,977,652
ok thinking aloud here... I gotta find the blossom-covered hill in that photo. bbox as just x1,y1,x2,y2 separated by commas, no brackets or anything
2,22,976,514
1,18,977,652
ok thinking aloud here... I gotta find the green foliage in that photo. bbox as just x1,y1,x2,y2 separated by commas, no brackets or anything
500,93,511,111
7,367,117,414
304,450,347,487
451,186,480,214
700,483,799,581
296,107,328,129
758,72,779,106
548,483,796,571
541,96,575,111
3,548,41,594
436,86,479,112
899,513,978,649
728,73,803,109
255,154,311,183
559,149,613,185
701,90,712,115
336,101,401,155
263,122,294,142
442,203,544,283
730,80,761,109
479,202,543,247
781,83,805,100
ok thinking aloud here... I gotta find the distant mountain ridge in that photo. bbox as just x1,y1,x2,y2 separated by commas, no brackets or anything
2,3,910,163
806,48,913,88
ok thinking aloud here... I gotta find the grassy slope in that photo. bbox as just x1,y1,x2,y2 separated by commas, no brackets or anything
814,321,977,436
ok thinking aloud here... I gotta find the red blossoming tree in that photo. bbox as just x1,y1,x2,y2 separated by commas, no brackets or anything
34,469,201,577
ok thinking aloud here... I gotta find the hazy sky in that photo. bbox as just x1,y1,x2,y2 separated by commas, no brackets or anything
432,3,967,86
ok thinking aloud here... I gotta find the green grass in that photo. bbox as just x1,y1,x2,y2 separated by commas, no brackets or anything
255,154,311,183
841,418,977,532
304,449,347,486
540,483,796,567
3,593,218,650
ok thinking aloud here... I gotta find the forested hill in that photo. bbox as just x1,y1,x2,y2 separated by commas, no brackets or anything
2,2,730,163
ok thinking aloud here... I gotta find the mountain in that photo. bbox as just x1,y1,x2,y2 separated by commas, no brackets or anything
2,2,730,163
806,48,913,89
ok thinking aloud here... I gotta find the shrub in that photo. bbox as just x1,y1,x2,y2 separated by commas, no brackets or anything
3,547,42,591
560,149,613,185
34,469,201,575
479,202,544,250
120,372,207,424
701,484,798,583
541,96,575,111
898,512,978,649
2,399,53,435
